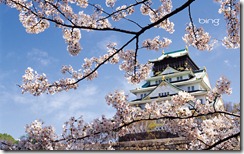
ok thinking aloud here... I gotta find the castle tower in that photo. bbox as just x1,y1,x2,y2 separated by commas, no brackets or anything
129,47,223,110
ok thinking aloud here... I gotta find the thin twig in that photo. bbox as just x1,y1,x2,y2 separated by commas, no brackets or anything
89,2,144,28
94,0,148,21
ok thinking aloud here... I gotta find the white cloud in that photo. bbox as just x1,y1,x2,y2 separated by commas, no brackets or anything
213,40,222,50
27,48,58,66
30,85,99,113
0,69,17,82
224,59,230,66
0,83,117,136
0,69,18,97
0,82,115,121
224,59,237,68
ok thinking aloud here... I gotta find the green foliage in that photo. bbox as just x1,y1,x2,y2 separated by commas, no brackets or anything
0,133,18,144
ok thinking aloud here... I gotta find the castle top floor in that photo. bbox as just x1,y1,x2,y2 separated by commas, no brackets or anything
149,47,199,76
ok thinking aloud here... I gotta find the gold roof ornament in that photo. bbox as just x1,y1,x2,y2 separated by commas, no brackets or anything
159,79,166,86
162,75,165,81
155,71,161,76
178,67,184,71
184,62,188,66
162,50,165,55
203,66,207,72
185,45,188,51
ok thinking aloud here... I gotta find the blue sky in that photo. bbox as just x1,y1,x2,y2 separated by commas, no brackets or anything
0,0,240,139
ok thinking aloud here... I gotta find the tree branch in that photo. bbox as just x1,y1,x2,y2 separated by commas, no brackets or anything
134,36,139,75
51,0,196,87
89,2,143,28
138,0,195,35
8,0,138,35
52,110,239,143
94,0,148,21
203,132,240,150
188,4,197,39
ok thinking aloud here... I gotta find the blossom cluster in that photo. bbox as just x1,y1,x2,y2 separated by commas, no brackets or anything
76,0,88,8
112,5,135,21
22,120,60,150
140,0,174,33
20,67,81,95
206,76,232,102
19,13,50,34
20,67,50,96
63,28,82,56
193,99,213,114
2,120,61,150
182,23,217,51
72,11,111,29
217,0,240,49
124,62,152,84
215,76,232,95
129,63,152,84
196,114,240,150
140,3,151,15
142,36,172,51
117,48,153,84
106,0,116,8
171,91,195,106
60,115,117,150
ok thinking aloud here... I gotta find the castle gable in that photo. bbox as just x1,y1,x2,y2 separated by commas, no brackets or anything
146,81,182,99
161,66,179,75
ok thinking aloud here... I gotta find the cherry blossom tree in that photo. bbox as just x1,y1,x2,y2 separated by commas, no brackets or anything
0,0,240,150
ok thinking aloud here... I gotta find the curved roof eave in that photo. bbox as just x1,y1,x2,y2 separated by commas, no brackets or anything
149,48,188,63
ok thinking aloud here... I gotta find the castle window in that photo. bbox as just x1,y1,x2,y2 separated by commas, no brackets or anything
177,76,183,81
159,92,169,97
141,94,143,98
188,86,191,91
191,86,195,91
156,79,162,85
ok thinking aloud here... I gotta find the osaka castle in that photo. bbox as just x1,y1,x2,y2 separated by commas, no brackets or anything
129,47,224,110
